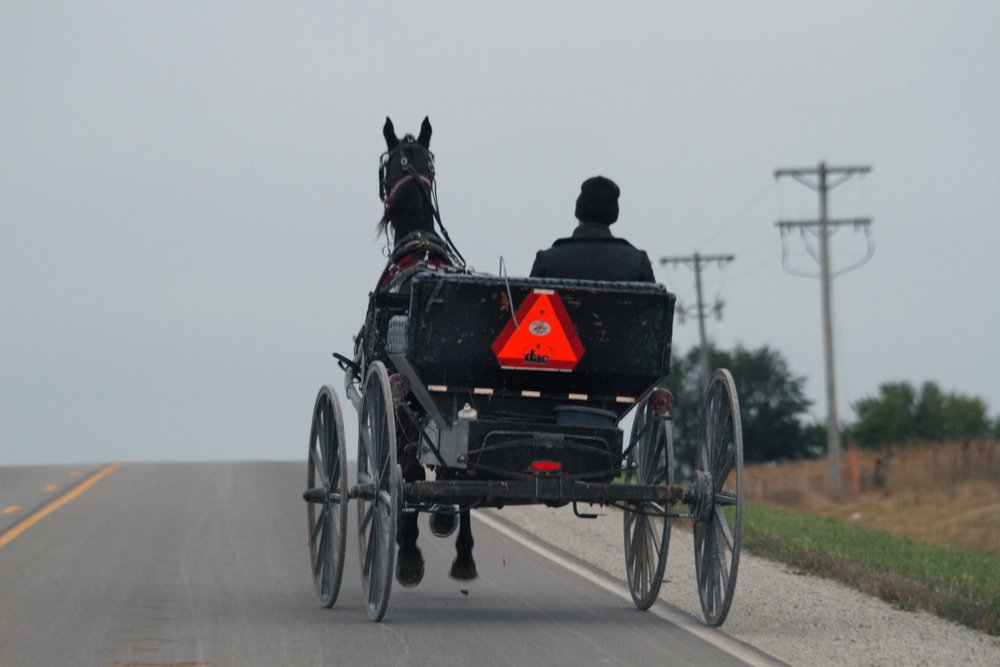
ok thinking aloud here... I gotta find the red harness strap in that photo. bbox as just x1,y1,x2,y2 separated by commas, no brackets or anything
378,252,447,290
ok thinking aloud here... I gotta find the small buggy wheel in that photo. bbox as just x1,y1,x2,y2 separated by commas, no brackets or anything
357,361,399,622
306,385,348,608
692,369,743,627
623,397,674,610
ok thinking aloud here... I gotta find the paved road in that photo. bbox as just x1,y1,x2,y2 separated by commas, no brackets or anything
0,462,777,666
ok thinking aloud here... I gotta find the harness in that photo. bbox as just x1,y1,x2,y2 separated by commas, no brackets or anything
376,230,454,291
378,139,466,269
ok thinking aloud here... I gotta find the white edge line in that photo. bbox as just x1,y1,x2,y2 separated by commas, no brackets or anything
474,510,784,667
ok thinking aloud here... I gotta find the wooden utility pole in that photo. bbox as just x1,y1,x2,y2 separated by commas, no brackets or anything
659,252,735,389
774,161,872,497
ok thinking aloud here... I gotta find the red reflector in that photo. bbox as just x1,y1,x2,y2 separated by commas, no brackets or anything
389,373,411,399
530,460,562,473
650,389,674,415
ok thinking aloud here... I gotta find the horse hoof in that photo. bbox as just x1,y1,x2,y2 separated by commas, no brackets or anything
429,506,458,538
396,547,424,588
449,556,478,581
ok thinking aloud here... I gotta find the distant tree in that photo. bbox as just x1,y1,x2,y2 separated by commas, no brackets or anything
661,343,820,476
851,380,991,447
852,382,916,446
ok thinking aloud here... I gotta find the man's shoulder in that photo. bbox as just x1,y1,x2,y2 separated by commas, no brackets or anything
550,235,637,248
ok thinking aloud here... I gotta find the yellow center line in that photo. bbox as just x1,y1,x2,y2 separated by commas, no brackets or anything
43,484,58,492
0,463,123,550
2,505,22,515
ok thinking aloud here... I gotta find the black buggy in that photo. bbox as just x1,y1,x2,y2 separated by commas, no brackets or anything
303,270,744,626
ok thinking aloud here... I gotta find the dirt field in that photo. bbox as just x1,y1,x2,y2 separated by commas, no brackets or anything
744,440,1000,557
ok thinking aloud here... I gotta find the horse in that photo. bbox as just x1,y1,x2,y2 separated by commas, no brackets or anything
373,116,477,587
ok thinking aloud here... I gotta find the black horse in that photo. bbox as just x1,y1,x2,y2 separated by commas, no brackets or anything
373,116,477,587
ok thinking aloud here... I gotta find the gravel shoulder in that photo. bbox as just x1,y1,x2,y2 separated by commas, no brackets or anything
484,504,1000,667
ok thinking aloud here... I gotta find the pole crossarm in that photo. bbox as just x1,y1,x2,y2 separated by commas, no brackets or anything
775,166,871,193
776,218,872,230
659,254,735,268
774,166,871,177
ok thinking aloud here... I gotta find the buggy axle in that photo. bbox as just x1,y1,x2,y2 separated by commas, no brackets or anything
408,478,695,507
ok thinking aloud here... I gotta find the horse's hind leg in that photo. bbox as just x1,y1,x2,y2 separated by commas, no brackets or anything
449,509,478,581
395,432,425,587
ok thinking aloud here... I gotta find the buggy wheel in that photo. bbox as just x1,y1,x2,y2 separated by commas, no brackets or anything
692,369,743,627
306,385,348,608
357,361,399,622
623,397,674,610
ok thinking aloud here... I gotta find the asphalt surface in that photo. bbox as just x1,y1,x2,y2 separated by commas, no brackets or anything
0,462,777,666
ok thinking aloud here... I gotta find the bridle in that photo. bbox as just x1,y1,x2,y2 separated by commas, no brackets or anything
378,137,465,268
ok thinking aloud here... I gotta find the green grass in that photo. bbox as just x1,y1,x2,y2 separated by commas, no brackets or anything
742,503,1000,635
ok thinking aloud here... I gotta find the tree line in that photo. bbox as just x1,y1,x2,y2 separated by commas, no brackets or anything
661,344,998,467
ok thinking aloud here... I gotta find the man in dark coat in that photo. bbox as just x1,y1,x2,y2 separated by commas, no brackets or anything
530,176,655,282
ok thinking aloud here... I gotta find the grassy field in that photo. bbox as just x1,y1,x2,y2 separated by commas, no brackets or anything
744,440,1000,556
738,440,1000,634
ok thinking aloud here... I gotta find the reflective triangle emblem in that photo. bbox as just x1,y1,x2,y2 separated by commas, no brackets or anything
491,289,585,371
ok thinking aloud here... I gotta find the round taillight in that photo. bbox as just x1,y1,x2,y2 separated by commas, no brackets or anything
389,373,411,400
650,389,674,415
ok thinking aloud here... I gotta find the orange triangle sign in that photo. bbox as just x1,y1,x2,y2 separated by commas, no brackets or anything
491,290,585,371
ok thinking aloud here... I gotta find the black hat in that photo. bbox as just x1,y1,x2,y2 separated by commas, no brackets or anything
575,176,620,225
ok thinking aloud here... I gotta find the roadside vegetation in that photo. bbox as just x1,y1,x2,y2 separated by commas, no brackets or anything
740,440,999,635
742,502,1000,635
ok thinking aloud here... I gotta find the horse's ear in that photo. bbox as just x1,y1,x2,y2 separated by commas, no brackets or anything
417,116,432,148
383,117,399,150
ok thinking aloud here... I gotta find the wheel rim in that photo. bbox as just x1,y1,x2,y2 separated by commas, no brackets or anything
693,369,743,627
307,385,348,608
356,361,398,622
623,399,674,610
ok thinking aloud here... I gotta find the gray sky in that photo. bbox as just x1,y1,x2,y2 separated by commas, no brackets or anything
3,1,999,465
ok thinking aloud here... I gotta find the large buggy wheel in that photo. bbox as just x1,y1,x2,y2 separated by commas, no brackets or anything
306,385,349,608
692,369,744,627
623,397,674,610
356,361,400,622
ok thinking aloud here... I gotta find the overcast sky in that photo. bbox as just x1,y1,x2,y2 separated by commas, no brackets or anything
2,2,998,465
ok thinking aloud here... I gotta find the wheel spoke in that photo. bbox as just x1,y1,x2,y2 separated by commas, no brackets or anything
361,424,374,466
359,502,375,535
713,514,729,579
714,506,735,551
313,512,328,579
309,444,326,489
714,450,734,492
363,514,376,573
625,508,639,531
321,510,335,595
645,426,664,482
634,521,648,593
310,507,325,545
329,441,340,490
318,403,329,457
647,514,662,555
713,533,725,612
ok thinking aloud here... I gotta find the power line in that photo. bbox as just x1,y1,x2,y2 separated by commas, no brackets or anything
691,180,775,250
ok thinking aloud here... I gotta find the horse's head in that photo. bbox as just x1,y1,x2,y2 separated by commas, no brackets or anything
378,117,436,240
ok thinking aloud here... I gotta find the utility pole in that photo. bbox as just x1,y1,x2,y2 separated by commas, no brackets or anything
660,252,735,389
774,161,872,498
